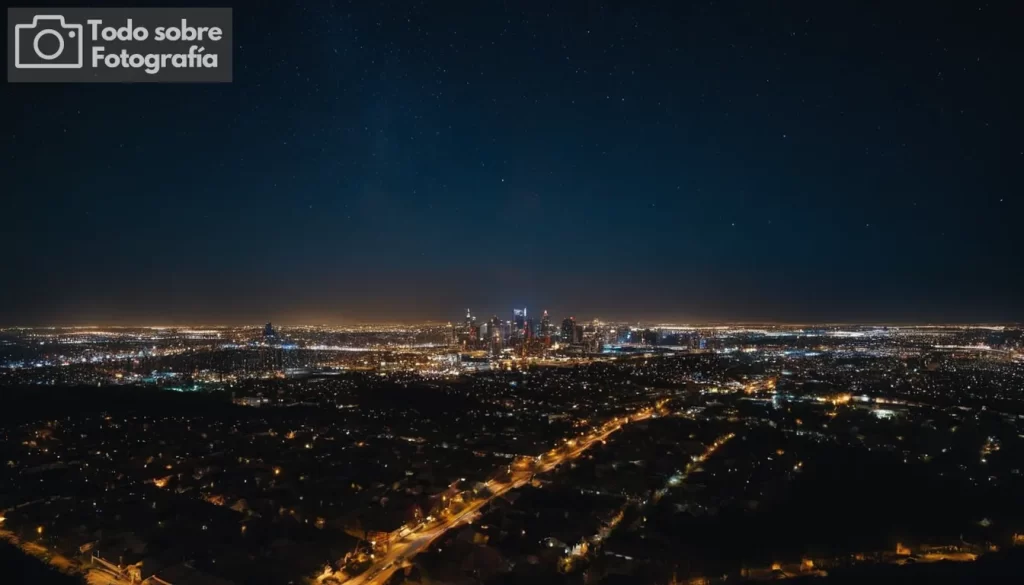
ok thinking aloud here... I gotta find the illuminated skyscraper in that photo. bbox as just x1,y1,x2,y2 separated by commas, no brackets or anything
540,310,551,337
561,317,576,343
513,308,527,334
583,325,600,353
456,309,479,348
488,316,503,353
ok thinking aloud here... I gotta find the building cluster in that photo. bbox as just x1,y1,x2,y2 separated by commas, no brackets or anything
0,323,1023,584
447,308,715,357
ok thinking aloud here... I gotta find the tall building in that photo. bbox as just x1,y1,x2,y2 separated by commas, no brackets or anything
500,320,512,343
488,316,503,354
456,309,479,348
540,310,551,337
513,308,527,336
583,325,601,353
561,317,576,343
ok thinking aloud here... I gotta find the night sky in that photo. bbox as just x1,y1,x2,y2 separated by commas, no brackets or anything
4,1,1023,325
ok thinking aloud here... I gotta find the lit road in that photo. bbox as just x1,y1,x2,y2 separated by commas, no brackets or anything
86,570,129,585
654,432,735,503
560,431,736,572
334,403,664,585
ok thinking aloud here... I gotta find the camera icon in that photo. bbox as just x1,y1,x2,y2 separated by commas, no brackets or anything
14,15,84,69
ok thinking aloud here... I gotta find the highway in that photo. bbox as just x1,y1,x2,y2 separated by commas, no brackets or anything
334,404,662,585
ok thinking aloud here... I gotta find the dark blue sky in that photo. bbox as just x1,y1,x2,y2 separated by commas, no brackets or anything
4,0,1023,324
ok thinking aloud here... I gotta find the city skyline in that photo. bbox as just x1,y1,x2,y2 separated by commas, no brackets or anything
2,320,1022,585
3,2,1022,583
4,313,1023,328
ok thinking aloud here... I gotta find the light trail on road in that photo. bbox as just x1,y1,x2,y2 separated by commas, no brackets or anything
331,402,666,585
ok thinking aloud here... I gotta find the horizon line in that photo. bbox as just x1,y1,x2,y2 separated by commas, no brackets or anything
2,321,1019,329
